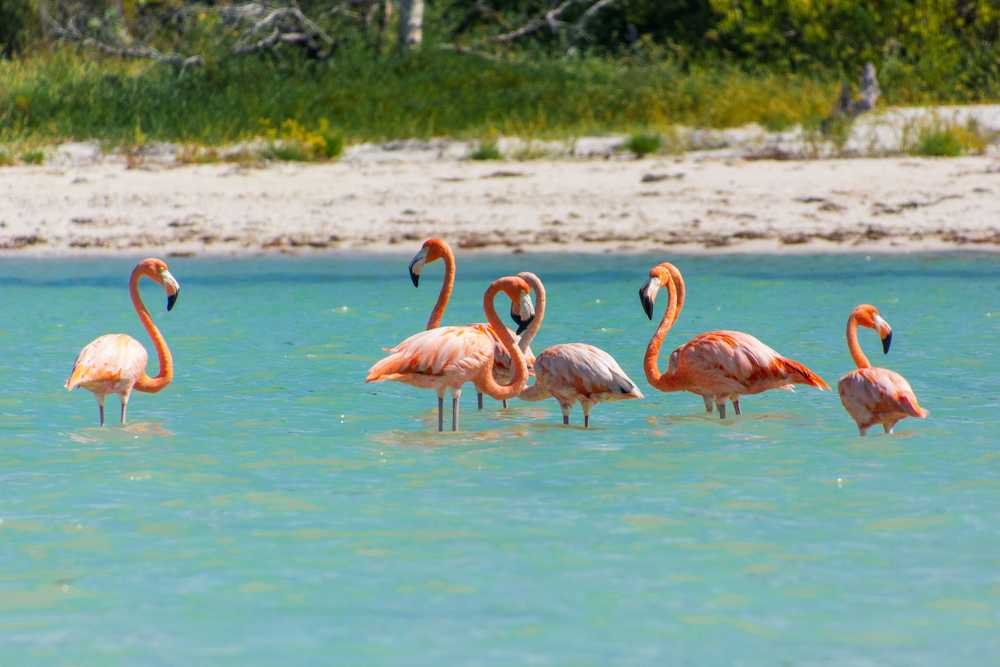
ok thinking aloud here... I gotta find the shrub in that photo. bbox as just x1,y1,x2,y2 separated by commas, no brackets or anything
625,132,663,157
469,141,502,160
20,149,44,164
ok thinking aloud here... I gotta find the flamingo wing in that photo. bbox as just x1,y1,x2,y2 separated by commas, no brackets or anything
65,334,147,390
366,325,494,384
670,330,828,394
536,343,643,400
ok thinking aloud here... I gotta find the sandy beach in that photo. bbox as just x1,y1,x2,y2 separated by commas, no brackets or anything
2,154,999,255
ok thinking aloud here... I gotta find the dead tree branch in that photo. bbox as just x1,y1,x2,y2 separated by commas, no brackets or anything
47,16,204,69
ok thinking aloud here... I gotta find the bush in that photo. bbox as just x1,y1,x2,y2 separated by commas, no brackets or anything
0,0,34,58
468,141,502,160
625,132,663,157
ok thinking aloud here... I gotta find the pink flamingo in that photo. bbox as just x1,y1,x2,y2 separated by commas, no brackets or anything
640,262,829,418
838,304,928,435
515,272,643,427
408,238,533,409
366,275,534,431
65,258,180,426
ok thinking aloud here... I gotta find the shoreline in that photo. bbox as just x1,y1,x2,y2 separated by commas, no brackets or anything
3,155,999,257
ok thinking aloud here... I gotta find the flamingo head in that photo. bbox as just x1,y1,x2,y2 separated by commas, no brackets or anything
408,238,448,287
852,304,892,353
137,258,180,311
496,276,535,333
639,264,672,320
511,271,541,334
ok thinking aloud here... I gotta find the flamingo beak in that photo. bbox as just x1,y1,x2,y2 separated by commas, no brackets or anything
639,277,660,320
408,248,427,288
874,315,892,354
162,270,180,312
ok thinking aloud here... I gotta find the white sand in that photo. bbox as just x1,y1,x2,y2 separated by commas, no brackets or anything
2,155,998,255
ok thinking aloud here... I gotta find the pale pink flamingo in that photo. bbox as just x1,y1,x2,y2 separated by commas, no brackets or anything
65,258,181,426
838,304,928,435
407,238,534,409
640,262,829,418
366,275,534,431
514,272,643,427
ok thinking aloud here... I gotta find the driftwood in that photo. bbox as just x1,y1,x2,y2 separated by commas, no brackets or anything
47,2,335,68
490,0,618,44
831,62,881,119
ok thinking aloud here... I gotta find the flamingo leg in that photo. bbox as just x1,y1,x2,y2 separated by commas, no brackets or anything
883,423,894,435
716,400,726,419
582,401,592,429
702,396,714,414
502,400,508,409
437,396,444,432
477,393,483,410
733,398,742,416
858,426,868,437
120,401,127,425
96,394,106,427
452,390,461,432
560,402,571,425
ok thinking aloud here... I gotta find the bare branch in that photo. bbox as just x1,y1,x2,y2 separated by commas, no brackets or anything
47,15,204,68
491,0,590,44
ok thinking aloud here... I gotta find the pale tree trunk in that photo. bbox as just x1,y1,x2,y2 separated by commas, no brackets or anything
397,0,423,52
36,0,51,39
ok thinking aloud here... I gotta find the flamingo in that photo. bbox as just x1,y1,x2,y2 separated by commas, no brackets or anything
838,304,928,435
407,238,534,410
514,272,643,427
65,258,181,426
366,275,534,432
639,262,829,418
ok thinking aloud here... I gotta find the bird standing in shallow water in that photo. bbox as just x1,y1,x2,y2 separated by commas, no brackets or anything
838,304,928,435
514,272,643,427
640,261,829,418
366,275,533,432
65,258,180,426
407,238,534,410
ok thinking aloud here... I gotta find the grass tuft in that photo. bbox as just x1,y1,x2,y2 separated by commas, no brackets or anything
19,149,44,164
468,141,502,160
907,119,991,157
625,132,663,157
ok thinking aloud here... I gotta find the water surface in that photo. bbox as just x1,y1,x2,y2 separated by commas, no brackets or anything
0,253,997,665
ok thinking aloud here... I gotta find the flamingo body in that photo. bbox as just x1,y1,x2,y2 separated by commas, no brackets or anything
66,334,148,398
838,367,928,435
666,330,828,401
366,324,495,393
525,343,643,426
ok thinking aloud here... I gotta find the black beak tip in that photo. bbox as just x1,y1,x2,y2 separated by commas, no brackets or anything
639,290,653,320
882,331,892,354
409,271,419,288
515,317,532,335
167,291,179,312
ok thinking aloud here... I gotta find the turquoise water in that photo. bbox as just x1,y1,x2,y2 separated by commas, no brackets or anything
1,253,997,664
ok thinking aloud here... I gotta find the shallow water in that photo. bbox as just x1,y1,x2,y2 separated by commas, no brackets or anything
1,253,997,665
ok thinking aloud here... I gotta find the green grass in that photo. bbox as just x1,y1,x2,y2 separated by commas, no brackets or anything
625,132,663,157
0,47,839,149
19,148,43,164
468,141,502,160
905,119,991,157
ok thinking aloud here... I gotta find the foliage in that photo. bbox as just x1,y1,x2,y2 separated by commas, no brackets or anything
0,0,36,57
624,132,662,157
468,141,502,160
906,119,991,157
19,148,44,164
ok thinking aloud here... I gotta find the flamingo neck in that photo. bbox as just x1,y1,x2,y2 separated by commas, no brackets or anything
131,267,173,393
846,314,871,369
426,245,456,329
644,273,681,391
477,284,528,400
518,272,546,352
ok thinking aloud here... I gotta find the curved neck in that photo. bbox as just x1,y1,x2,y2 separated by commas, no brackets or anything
131,267,173,393
846,314,871,369
426,245,456,329
643,272,681,391
665,263,685,326
478,285,528,400
518,273,546,351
